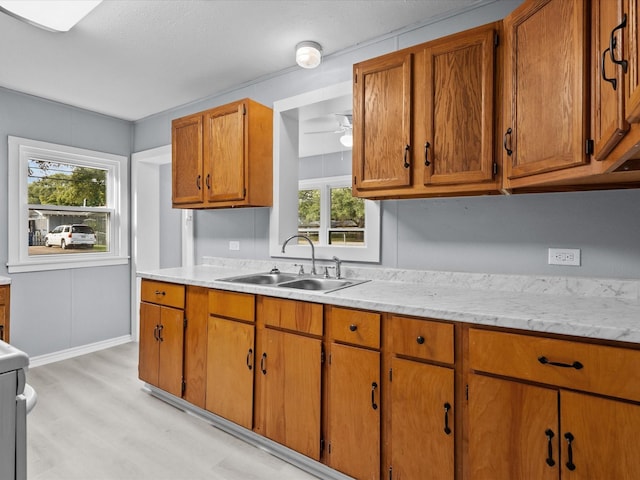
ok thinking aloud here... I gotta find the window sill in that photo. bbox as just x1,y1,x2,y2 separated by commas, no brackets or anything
7,256,130,273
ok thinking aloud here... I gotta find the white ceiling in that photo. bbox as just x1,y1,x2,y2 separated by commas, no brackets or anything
0,0,493,121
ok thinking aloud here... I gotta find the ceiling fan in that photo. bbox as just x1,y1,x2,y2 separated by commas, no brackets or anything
305,114,353,147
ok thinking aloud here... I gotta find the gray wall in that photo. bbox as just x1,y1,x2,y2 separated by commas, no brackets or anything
132,0,640,280
0,87,132,356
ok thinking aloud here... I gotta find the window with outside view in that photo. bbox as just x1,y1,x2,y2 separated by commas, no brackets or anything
298,177,365,246
28,160,110,254
7,136,129,273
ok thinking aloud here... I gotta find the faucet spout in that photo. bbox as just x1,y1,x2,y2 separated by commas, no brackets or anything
282,234,317,275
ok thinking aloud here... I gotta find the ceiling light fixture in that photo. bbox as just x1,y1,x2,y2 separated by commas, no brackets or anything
339,133,353,148
295,41,322,69
0,0,102,32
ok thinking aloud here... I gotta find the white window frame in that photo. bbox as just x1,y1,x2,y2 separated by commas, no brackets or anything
298,175,368,247
7,136,129,273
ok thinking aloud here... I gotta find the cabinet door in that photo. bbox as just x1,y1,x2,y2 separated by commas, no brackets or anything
206,316,255,429
172,114,204,205
467,374,559,480
561,390,640,479
183,286,208,408
0,285,8,343
204,102,246,203
157,306,184,398
423,24,496,186
626,0,640,121
353,52,412,191
503,0,589,180
258,328,322,460
327,343,380,480
138,302,160,387
391,358,454,480
592,0,629,160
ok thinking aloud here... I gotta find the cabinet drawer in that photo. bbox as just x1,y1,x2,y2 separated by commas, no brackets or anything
469,328,640,402
209,289,255,322
259,296,322,335
0,285,7,304
331,307,380,349
391,316,454,364
141,280,185,309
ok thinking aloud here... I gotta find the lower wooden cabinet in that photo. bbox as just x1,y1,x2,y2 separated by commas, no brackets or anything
139,301,184,397
254,296,323,460
206,315,255,428
468,327,640,480
205,289,255,429
0,284,9,342
391,358,455,480
326,342,381,480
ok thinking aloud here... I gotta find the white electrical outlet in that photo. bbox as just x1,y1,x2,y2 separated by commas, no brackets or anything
229,241,240,251
548,248,581,266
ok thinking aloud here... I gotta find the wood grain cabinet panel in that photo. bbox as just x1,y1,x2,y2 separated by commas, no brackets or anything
326,342,380,480
171,98,272,209
330,306,380,348
502,0,590,186
259,296,322,335
390,315,454,364
626,0,640,122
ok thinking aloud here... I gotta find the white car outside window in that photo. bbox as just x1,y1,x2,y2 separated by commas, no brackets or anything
45,224,96,249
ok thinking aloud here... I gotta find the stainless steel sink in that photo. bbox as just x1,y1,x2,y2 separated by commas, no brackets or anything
219,272,298,285
277,277,367,292
218,272,368,293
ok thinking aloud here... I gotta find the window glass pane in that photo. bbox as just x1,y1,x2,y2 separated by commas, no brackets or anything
28,209,110,255
28,159,107,207
298,188,320,244
330,187,365,245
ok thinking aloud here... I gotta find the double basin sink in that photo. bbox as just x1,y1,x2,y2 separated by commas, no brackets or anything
219,271,368,293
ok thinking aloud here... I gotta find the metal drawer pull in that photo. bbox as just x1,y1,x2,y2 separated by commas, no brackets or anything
416,335,425,344
503,128,513,156
609,14,628,73
403,144,410,168
349,324,357,332
602,48,617,90
196,174,201,190
564,432,576,471
260,352,267,375
538,356,583,370
545,429,556,467
371,382,378,410
154,290,166,296
443,402,452,435
246,348,253,371
424,142,431,166
157,324,164,342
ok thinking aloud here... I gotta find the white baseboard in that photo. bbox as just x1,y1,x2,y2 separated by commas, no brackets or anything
29,335,133,368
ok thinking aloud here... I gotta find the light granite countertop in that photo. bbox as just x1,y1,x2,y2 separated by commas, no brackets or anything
0,276,11,285
138,258,640,345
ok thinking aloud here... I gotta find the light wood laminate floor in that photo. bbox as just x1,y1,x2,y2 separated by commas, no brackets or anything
26,342,319,480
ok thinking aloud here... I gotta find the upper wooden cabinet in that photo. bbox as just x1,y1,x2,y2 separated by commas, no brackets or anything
171,98,273,209
353,23,500,199
502,0,590,187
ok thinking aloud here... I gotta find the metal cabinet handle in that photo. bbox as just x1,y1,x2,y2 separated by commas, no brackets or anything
609,14,628,73
206,173,211,190
0,325,4,341
154,290,166,296
349,324,358,332
196,174,201,190
602,47,617,90
503,128,513,156
403,144,410,168
246,348,253,371
424,142,431,166
564,432,576,471
153,325,159,341
157,324,164,342
538,356,583,370
545,429,556,467
416,335,425,345
260,352,267,375
443,402,452,435
371,382,378,410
